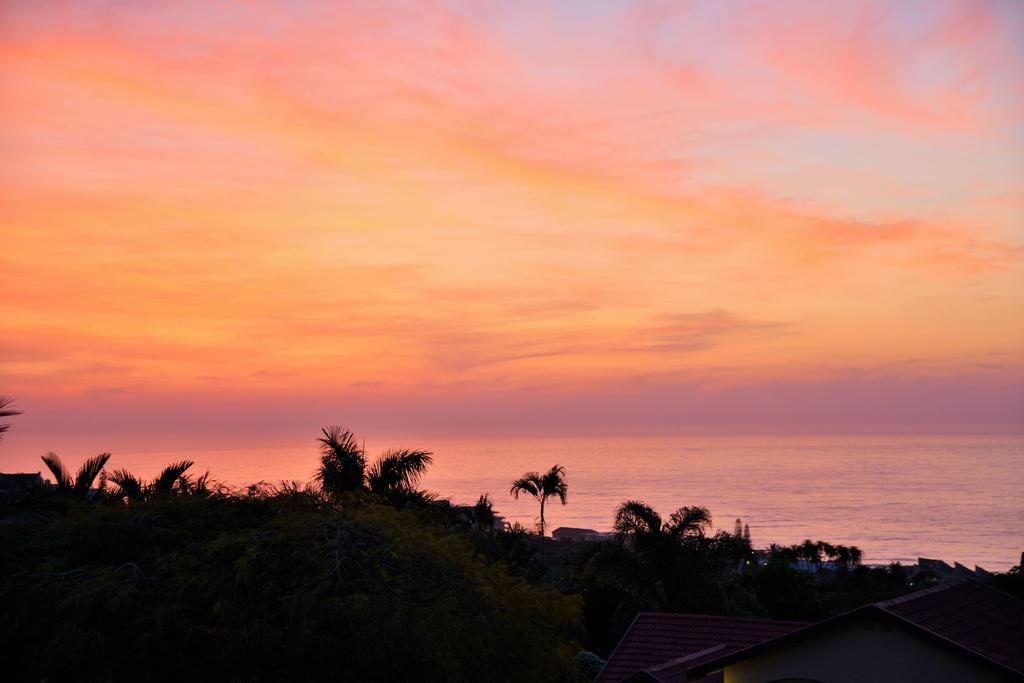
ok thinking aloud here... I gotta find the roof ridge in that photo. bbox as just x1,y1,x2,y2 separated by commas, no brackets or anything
877,578,1024,610
688,602,1024,679
875,578,970,607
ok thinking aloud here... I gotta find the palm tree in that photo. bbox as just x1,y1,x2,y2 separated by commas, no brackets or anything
107,468,146,501
108,460,198,501
613,500,711,541
472,494,497,529
367,448,435,507
829,544,863,572
366,449,433,495
108,458,207,501
667,506,713,539
152,460,195,495
510,464,567,537
0,396,21,442
605,500,718,612
613,500,664,538
314,426,435,505
40,451,111,500
315,426,367,495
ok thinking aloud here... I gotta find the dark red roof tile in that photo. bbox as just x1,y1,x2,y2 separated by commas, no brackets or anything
879,580,1024,674
597,613,806,682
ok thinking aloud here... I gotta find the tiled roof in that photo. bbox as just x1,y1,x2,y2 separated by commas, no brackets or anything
879,580,1024,674
687,580,1024,679
597,613,806,683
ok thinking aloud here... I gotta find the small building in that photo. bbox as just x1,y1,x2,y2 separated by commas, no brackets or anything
552,527,614,542
600,580,1024,682
0,472,44,504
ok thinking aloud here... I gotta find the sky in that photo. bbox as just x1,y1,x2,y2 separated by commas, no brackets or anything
1,0,1023,444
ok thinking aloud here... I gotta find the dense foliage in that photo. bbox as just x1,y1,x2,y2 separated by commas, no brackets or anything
0,492,582,682
1,413,1016,680
522,503,911,656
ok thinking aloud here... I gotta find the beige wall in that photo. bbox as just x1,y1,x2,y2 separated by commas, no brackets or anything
722,618,1016,683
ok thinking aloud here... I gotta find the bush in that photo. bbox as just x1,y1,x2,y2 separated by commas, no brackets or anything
0,495,582,682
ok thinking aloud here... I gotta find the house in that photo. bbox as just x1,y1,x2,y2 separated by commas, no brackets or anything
0,472,44,504
552,527,615,542
600,580,1024,682
596,613,806,682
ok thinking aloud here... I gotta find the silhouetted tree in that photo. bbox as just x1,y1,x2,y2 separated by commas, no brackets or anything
612,500,712,543
769,539,863,573
107,460,211,502
584,501,745,622
315,426,367,494
40,452,110,500
315,426,434,506
473,493,497,528
368,450,432,499
510,464,567,537
614,500,664,538
668,505,713,539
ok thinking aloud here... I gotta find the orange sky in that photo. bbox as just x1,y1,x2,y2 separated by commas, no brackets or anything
1,0,1023,439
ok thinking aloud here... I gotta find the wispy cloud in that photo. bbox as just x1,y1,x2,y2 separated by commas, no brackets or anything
0,0,1022,431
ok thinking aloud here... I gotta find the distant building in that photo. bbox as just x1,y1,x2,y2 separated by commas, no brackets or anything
600,580,1024,682
552,527,614,542
779,554,993,583
0,472,44,504
439,500,506,531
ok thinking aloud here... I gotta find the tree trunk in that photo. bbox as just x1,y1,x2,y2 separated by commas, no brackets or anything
539,497,546,537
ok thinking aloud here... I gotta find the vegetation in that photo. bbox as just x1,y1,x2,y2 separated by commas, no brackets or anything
0,395,20,441
108,459,214,501
41,451,111,500
316,425,435,507
992,554,1024,600
0,493,582,682
0,410,1013,679
510,464,568,537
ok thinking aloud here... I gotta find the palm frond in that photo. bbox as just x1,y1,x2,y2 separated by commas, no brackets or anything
0,396,21,440
153,460,194,494
315,426,367,495
614,500,662,536
108,468,146,501
317,426,363,460
510,472,541,499
541,464,568,504
667,506,712,539
367,448,433,494
190,470,214,497
41,452,73,491
73,452,111,498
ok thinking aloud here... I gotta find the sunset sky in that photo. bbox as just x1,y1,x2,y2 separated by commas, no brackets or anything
2,0,1023,442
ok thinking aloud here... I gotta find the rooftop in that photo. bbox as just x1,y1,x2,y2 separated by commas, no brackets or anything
878,580,1024,675
596,613,806,683
687,580,1024,679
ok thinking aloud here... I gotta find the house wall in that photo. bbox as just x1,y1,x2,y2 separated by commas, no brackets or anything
723,618,1017,683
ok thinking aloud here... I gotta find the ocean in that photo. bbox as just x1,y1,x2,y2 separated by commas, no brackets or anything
3,434,1022,570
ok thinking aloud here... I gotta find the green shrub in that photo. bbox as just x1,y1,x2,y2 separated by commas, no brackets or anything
0,495,582,682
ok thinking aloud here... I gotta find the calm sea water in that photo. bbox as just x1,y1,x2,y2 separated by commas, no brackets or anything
3,434,1022,570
